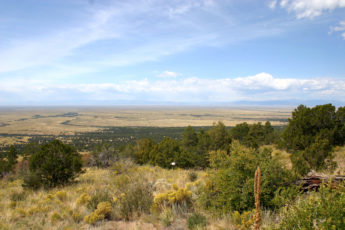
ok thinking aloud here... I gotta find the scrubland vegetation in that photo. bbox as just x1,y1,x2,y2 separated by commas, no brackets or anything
0,104,345,229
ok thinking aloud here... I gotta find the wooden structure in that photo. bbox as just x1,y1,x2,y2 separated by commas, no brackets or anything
296,173,345,193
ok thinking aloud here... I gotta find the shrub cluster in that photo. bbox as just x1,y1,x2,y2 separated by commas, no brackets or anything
133,122,232,169
111,161,154,220
152,184,193,212
23,140,83,189
230,121,276,149
0,146,18,178
187,213,208,230
282,104,345,175
274,185,345,229
83,201,112,224
202,141,296,213
88,143,119,168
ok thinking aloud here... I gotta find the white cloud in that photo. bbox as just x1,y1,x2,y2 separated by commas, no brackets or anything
278,0,345,18
1,73,344,104
0,0,218,73
0,0,289,75
158,71,181,78
330,21,345,39
268,0,277,9
0,8,121,73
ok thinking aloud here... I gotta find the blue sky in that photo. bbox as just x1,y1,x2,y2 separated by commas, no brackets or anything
0,0,345,105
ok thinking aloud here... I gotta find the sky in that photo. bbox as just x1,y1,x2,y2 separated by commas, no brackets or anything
0,0,345,106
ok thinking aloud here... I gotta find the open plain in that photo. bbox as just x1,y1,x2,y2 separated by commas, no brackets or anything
0,106,292,136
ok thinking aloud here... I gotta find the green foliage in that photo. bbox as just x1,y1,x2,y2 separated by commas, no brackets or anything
271,186,301,208
291,139,336,175
182,126,199,148
22,142,40,160
150,137,181,168
133,138,155,164
187,213,207,230
282,104,345,175
230,121,276,148
22,171,42,190
207,121,231,152
23,140,83,189
202,141,295,213
188,171,198,182
0,145,18,178
194,129,211,168
133,123,232,169
275,185,345,230
179,126,210,168
230,122,250,142
208,150,231,169
179,127,211,168
7,145,18,167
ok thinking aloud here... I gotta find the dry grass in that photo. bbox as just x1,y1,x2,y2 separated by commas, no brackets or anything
270,146,292,170
0,106,292,135
333,146,345,174
3,146,343,229
0,136,30,146
0,164,208,230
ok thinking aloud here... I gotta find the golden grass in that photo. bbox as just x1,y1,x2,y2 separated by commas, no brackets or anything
3,146,344,229
333,146,345,174
270,146,292,170
0,136,30,146
0,107,292,135
0,164,207,230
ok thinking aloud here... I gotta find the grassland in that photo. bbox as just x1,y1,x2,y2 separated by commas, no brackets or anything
0,160,276,230
0,106,292,136
0,162,208,230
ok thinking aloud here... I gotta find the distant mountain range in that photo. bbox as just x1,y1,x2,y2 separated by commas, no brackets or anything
1,99,344,107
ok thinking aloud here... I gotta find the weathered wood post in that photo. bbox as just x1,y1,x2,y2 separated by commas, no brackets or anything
254,167,261,230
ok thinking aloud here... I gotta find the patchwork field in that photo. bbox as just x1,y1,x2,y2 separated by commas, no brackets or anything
0,106,292,136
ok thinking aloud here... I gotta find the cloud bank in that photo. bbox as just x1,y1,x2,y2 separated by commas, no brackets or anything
278,0,345,18
1,73,344,105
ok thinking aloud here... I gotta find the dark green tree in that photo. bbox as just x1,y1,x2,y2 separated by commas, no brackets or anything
202,141,295,213
335,106,345,146
150,137,181,168
264,121,275,144
23,140,83,189
181,126,198,149
7,145,18,168
207,121,231,152
22,142,40,160
0,145,18,178
281,104,345,175
231,122,275,149
133,138,155,164
229,122,250,143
